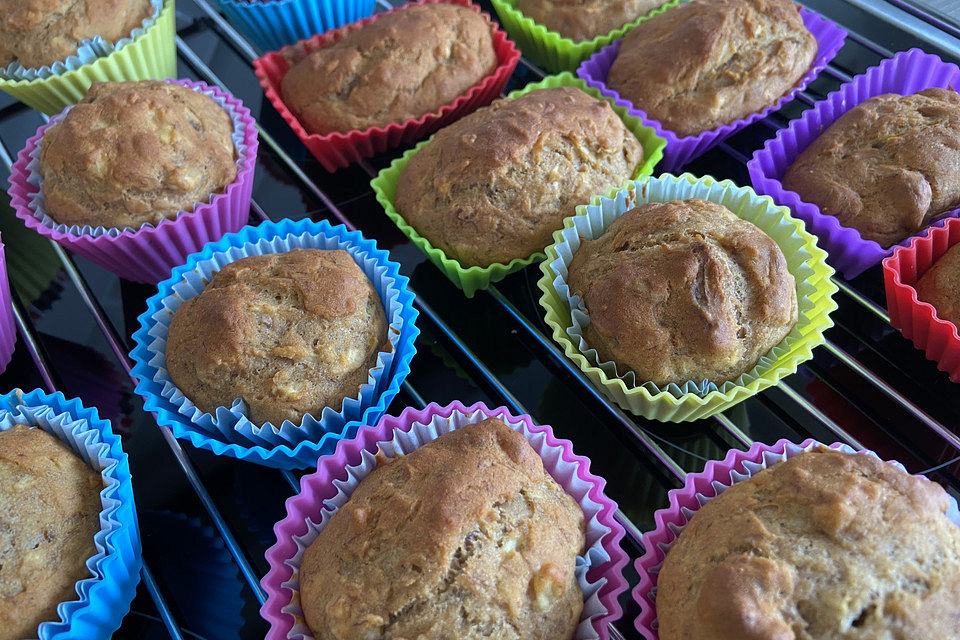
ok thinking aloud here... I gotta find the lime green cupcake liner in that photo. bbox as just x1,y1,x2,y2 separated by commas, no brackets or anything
489,0,686,73
537,173,838,422
371,72,666,298
0,0,177,115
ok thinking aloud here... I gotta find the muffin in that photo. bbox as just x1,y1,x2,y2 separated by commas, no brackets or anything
915,241,960,329
513,0,670,42
395,85,643,268
0,424,103,640
567,198,797,386
0,0,152,69
783,88,960,248
165,248,388,427
656,447,960,639
280,3,496,135
299,417,586,640
38,80,237,230
606,0,817,137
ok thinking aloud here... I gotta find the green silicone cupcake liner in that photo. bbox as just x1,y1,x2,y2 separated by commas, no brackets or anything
489,0,686,73
371,72,666,298
537,173,838,422
0,0,177,115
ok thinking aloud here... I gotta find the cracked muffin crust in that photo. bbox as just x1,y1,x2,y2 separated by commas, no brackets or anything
915,241,960,330
39,80,237,230
513,0,670,42
656,448,960,640
299,418,587,640
567,198,797,386
280,3,497,135
606,0,816,137
165,249,387,427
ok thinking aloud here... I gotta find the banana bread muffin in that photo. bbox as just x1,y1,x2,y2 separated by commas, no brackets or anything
567,198,797,386
0,424,103,640
783,88,960,248
165,249,387,427
0,0,152,69
656,448,960,640
514,0,670,42
299,418,586,640
607,0,817,137
915,242,960,329
395,86,643,267
280,3,497,136
38,80,237,230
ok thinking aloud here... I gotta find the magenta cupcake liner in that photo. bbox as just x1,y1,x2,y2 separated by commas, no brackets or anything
577,8,845,173
748,49,960,280
260,401,628,640
7,78,260,284
632,438,960,639
0,234,16,374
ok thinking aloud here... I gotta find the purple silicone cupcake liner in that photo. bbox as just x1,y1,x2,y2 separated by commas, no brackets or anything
748,48,960,279
7,78,260,284
0,235,16,374
577,7,846,173
260,401,629,640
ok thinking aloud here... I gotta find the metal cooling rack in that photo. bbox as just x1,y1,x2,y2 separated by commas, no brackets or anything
0,0,958,637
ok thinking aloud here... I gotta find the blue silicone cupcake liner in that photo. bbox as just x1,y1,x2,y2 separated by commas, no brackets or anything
0,388,141,640
129,218,419,469
215,0,377,53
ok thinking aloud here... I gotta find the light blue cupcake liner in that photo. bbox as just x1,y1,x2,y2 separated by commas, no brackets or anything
129,217,420,469
0,388,141,640
215,0,377,53
0,0,163,81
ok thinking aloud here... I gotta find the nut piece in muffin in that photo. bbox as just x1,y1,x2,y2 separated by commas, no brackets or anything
0,0,152,69
165,249,387,427
280,3,496,135
567,198,797,386
656,448,960,640
299,417,586,640
38,80,237,231
783,88,960,248
915,242,960,330
607,0,816,137
514,0,670,42
0,424,103,640
395,86,643,267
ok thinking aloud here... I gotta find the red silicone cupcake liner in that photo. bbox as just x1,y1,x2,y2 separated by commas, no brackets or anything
883,216,960,383
0,234,16,373
252,0,521,172
7,79,259,284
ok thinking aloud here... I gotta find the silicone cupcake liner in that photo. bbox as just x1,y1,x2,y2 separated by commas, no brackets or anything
371,72,667,297
578,8,846,173
8,78,259,283
489,0,684,74
883,216,960,383
632,439,960,639
749,49,960,280
215,0,377,53
0,388,141,640
0,233,16,374
0,0,177,115
261,401,628,640
129,218,419,469
252,0,520,172
538,173,837,422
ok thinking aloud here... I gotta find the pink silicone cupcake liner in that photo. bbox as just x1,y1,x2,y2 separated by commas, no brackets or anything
0,234,16,373
261,401,628,640
749,48,960,280
577,8,846,173
632,438,960,639
7,78,260,284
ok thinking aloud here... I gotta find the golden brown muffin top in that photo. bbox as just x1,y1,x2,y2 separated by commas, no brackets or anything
916,242,960,329
657,448,960,640
783,88,960,248
514,0,669,42
39,80,237,230
0,424,103,640
165,249,388,427
395,86,642,267
567,198,797,386
280,3,496,135
607,0,816,137
300,418,586,640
